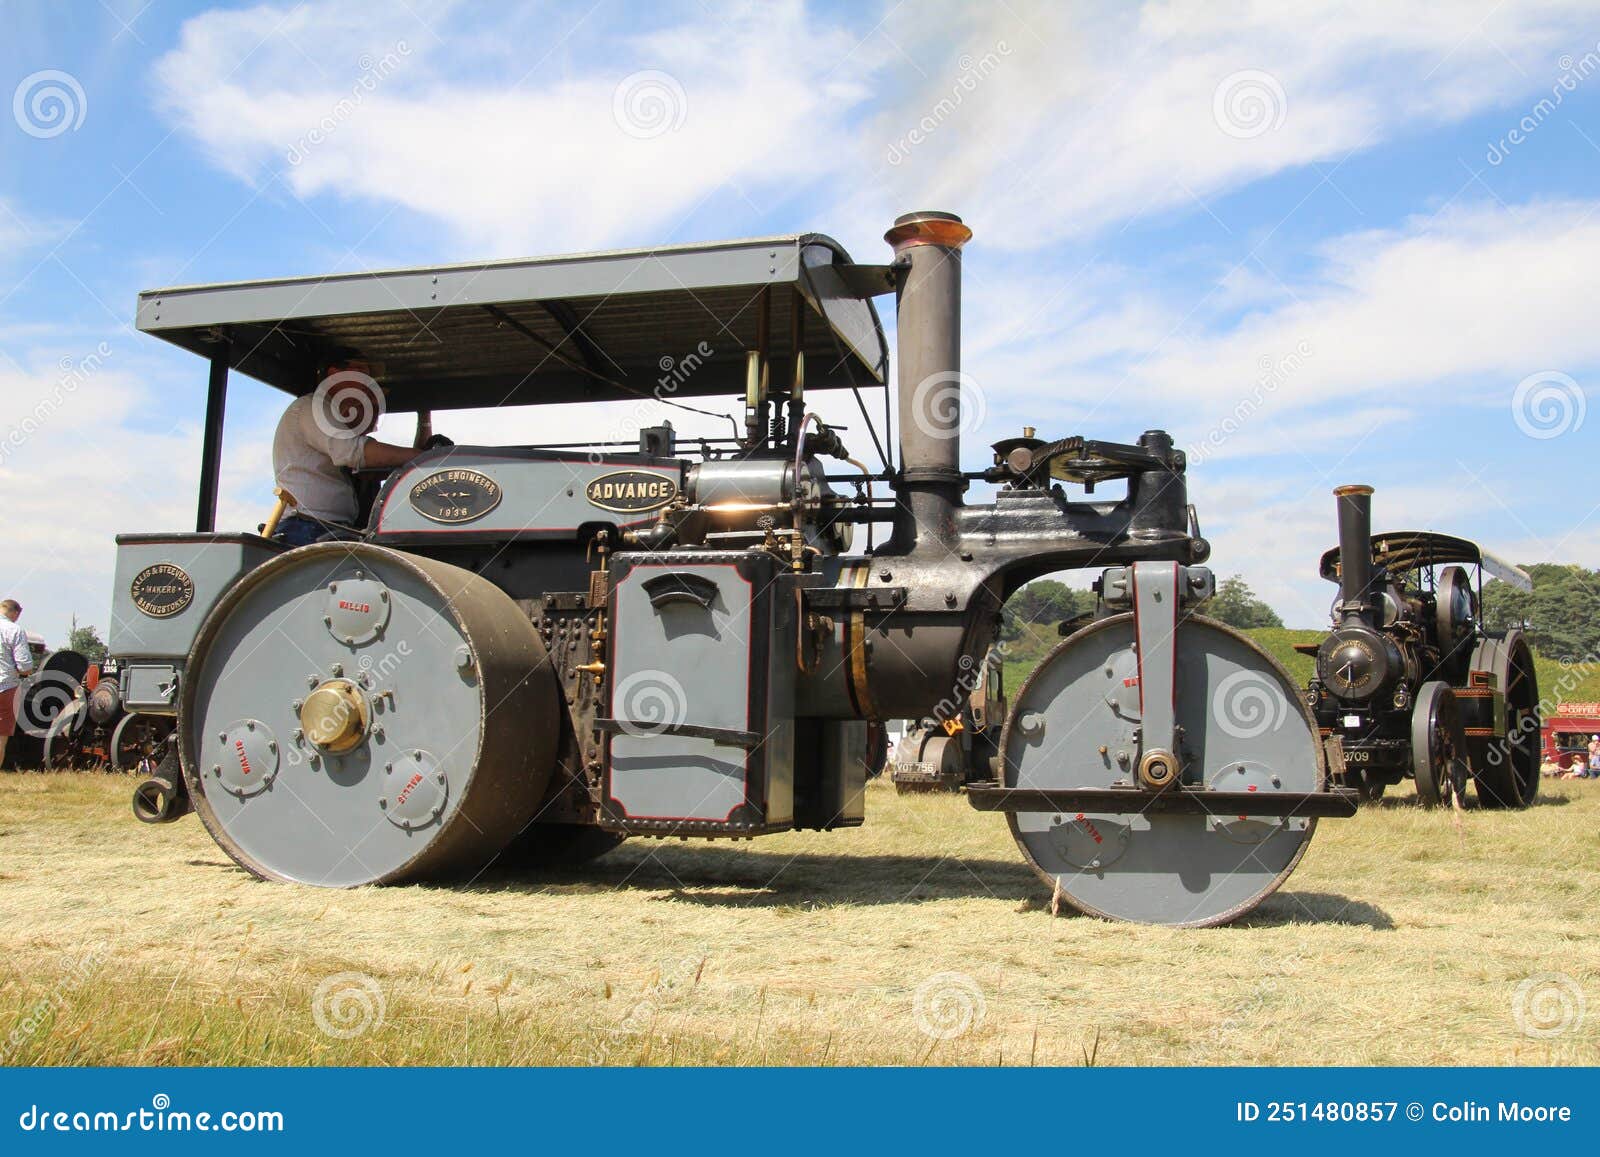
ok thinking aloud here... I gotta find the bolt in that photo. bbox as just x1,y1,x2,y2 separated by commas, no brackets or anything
379,798,387,808
944,592,957,607
878,568,892,581
373,726,385,741
292,729,303,743
211,764,221,776
322,616,333,627
328,583,338,593
330,663,343,676
1089,859,1101,870
217,731,226,742
385,762,394,773
1271,775,1281,788
307,675,319,688
246,720,255,730
292,699,303,711
267,741,277,754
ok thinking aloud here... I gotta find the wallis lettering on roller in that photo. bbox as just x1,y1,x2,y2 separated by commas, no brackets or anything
584,470,678,513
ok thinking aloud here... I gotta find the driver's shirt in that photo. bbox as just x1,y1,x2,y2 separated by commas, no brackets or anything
272,394,370,524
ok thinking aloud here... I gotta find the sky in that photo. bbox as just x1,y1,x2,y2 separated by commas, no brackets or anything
3,0,1600,648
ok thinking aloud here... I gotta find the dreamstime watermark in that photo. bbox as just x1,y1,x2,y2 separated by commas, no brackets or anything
1188,339,1312,465
285,42,411,166
1483,649,1596,771
1213,69,1286,139
0,945,108,1063
13,69,86,138
1212,668,1289,740
311,972,386,1039
1487,41,1600,165
310,366,385,440
583,954,705,1064
0,342,114,468
283,641,412,767
909,370,987,443
912,971,986,1041
887,42,1011,165
1511,972,1586,1039
1511,370,1585,440
613,669,689,737
16,670,83,739
588,339,716,462
613,70,687,139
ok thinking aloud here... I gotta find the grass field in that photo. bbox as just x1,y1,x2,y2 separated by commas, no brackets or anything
1,771,1596,1067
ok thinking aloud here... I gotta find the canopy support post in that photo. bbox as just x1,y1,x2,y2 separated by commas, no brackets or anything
196,345,229,534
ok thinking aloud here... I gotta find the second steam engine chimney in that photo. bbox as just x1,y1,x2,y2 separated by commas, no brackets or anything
1334,483,1377,621
885,210,972,549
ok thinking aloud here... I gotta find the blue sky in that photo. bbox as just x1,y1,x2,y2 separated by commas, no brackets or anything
4,0,1600,646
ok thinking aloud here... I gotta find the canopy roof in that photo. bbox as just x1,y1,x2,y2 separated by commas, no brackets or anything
136,233,891,412
1319,531,1533,591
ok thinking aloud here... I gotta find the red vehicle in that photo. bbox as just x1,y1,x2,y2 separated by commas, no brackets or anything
1541,702,1600,769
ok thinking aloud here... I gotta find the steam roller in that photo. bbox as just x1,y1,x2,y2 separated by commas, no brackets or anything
178,543,559,886
111,207,1358,924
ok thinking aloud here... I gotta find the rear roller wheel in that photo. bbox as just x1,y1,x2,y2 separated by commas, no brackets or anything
179,542,562,886
1470,631,1540,809
1001,614,1325,928
1412,681,1467,808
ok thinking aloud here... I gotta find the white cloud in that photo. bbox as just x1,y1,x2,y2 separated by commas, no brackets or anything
870,0,1600,249
153,0,882,254
956,198,1600,443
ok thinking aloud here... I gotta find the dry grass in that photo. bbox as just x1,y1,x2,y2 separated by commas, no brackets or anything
1,772,1596,1066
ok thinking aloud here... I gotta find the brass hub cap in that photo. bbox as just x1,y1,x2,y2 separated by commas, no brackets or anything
299,679,369,753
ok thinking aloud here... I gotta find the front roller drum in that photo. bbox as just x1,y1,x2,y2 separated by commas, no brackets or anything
1000,614,1326,927
178,542,561,886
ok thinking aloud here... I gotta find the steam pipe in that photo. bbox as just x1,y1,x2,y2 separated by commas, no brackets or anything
885,210,972,550
1334,484,1376,619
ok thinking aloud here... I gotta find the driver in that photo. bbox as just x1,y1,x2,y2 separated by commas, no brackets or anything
271,361,441,546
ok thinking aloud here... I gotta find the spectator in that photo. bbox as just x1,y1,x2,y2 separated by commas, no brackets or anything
0,599,37,768
1561,750,1590,780
1589,734,1600,775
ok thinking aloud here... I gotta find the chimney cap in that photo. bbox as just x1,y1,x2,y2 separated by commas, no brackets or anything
1333,484,1374,498
886,210,972,253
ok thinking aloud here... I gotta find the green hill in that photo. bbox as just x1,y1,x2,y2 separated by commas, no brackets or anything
996,622,1600,707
